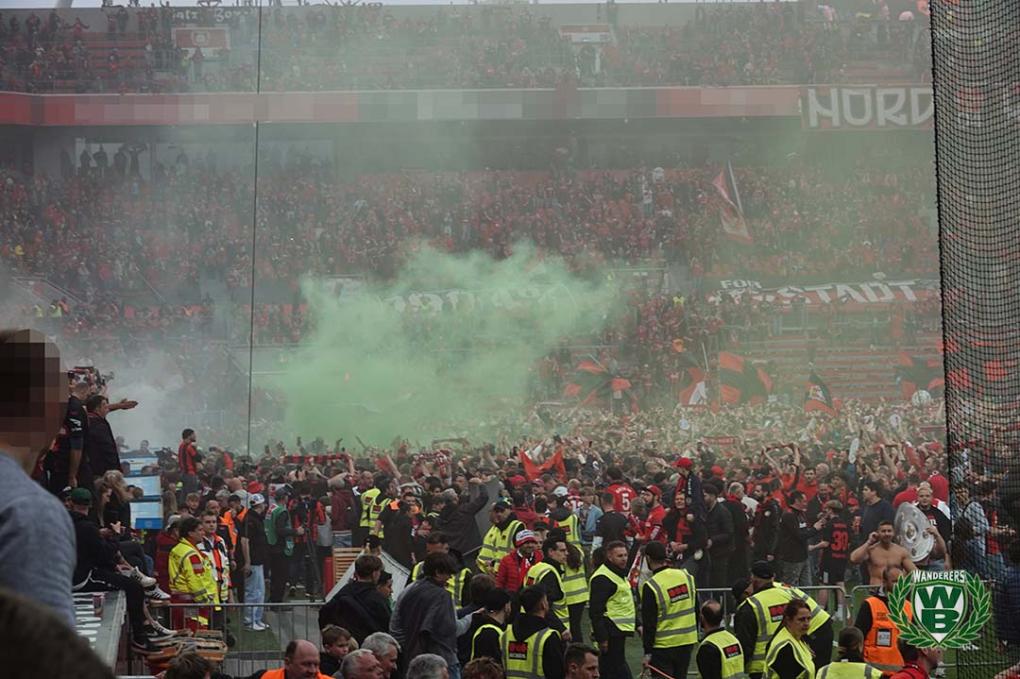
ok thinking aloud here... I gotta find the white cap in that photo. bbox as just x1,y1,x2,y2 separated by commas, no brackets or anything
250,493,266,506
553,486,569,498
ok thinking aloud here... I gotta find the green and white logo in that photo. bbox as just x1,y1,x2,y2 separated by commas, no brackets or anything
888,570,991,649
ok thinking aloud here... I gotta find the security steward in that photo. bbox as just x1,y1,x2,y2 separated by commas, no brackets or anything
854,566,912,675
641,541,699,679
589,540,636,679
169,515,218,630
260,639,334,679
734,560,833,678
469,589,512,663
477,501,525,575
764,600,815,679
562,540,589,642
524,537,571,636
696,599,746,679
818,627,883,679
502,586,565,679
358,474,393,543
549,491,582,548
411,532,471,606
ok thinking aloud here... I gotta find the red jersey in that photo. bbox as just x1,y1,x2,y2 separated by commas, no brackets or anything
926,472,949,502
607,482,637,513
638,505,667,543
178,440,198,475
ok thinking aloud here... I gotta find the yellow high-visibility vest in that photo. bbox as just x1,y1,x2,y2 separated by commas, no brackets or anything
471,622,504,662
554,513,582,547
562,560,588,605
524,561,568,624
411,561,469,605
764,626,815,679
642,567,698,648
589,564,635,633
359,488,380,530
698,628,747,679
476,519,523,574
502,624,559,679
817,660,883,679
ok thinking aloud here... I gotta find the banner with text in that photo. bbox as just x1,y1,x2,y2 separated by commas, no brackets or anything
712,278,939,309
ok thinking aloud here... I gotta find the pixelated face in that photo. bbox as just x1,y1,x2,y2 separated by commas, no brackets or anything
878,523,895,543
606,545,629,570
917,486,933,506
0,330,65,457
286,642,323,679
791,607,811,635
202,515,218,536
571,651,600,679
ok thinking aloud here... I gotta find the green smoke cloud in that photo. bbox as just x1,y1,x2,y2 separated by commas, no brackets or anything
272,242,622,445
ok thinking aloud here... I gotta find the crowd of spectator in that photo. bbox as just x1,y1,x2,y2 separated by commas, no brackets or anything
0,3,927,95
0,154,937,305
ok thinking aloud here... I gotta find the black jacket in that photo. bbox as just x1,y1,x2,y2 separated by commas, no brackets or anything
752,498,782,560
319,652,341,677
723,499,749,556
438,486,489,557
775,508,817,563
318,579,391,643
465,614,504,663
87,413,120,476
705,502,734,558
507,613,564,679
71,509,120,585
380,506,415,568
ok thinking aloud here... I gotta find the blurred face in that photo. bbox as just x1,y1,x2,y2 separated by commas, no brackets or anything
606,546,629,570
804,469,816,483
375,645,398,676
492,507,509,523
674,493,687,509
817,483,831,498
878,524,894,544
789,607,811,637
519,541,537,558
640,490,655,506
703,491,718,507
862,486,876,503
206,500,220,515
569,651,601,679
325,637,350,660
884,567,903,592
201,515,217,536
186,526,203,545
378,580,393,599
546,541,568,565
917,487,933,507
347,653,382,679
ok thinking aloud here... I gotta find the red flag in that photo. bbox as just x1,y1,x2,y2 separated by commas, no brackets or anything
520,447,567,481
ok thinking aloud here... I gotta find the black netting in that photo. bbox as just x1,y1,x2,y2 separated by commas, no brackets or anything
931,1,1020,676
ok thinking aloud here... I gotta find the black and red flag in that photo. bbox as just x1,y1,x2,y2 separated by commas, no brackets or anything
804,371,837,416
896,353,945,399
712,161,752,244
563,358,632,406
718,352,773,405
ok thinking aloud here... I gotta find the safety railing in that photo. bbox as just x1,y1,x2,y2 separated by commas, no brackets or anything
135,601,323,677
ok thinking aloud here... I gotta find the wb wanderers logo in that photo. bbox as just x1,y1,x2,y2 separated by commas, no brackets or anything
888,570,991,649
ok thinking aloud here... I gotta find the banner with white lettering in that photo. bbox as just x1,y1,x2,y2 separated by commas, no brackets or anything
712,278,939,308
802,86,934,130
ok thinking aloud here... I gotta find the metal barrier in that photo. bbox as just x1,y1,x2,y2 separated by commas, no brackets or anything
138,602,323,677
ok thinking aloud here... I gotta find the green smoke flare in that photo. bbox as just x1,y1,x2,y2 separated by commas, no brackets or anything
272,242,622,445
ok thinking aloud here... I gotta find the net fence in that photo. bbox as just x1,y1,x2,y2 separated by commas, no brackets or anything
932,1,1020,676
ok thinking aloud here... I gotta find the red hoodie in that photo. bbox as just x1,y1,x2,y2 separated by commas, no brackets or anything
155,530,178,591
513,504,540,530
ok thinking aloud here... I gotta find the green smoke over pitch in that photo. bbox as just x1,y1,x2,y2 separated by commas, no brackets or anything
273,242,622,445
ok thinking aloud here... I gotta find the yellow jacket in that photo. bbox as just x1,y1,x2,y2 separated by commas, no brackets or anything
169,539,218,604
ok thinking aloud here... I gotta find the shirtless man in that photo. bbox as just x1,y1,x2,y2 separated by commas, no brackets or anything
850,520,916,585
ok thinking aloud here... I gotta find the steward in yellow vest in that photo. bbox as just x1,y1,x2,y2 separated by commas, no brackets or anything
764,601,815,679
411,531,470,606
817,627,883,679
523,537,570,633
696,599,747,679
477,502,524,575
502,586,564,679
640,542,699,679
588,541,635,677
549,495,582,547
468,589,511,663
734,560,833,678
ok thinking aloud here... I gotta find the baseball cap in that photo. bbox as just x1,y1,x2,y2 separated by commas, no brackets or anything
69,487,93,505
638,484,661,498
228,490,249,504
250,493,266,506
553,486,569,498
166,514,182,530
493,500,512,511
515,530,538,547
674,456,693,469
